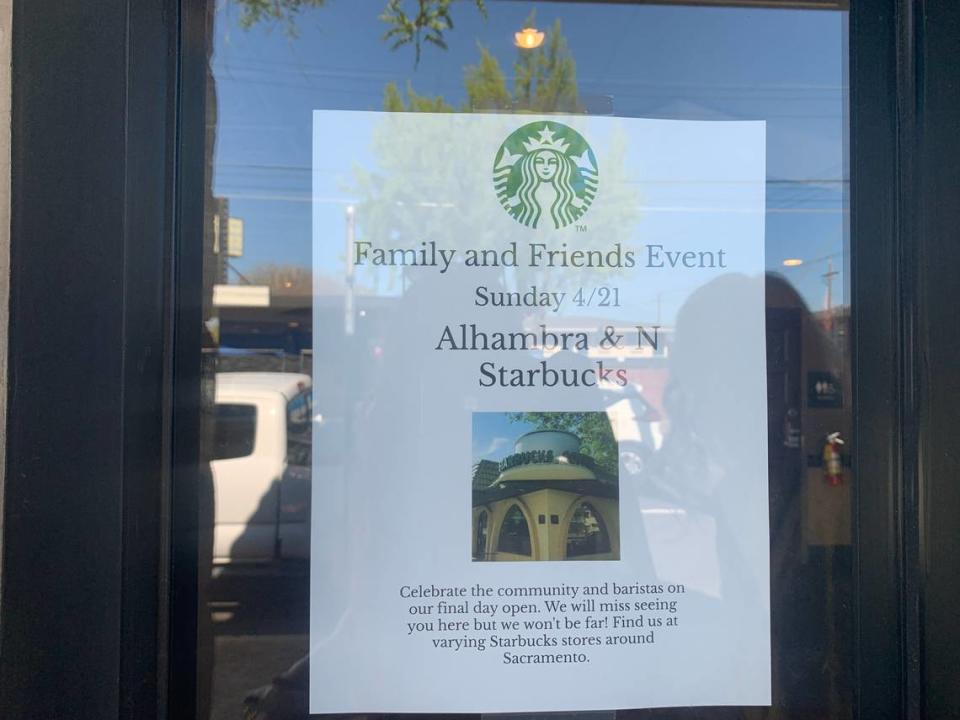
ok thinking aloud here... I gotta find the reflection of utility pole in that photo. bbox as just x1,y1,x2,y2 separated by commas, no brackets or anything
822,258,838,333
224,259,252,285
345,205,356,336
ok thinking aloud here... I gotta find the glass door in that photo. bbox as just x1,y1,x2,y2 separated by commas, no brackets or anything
188,2,859,718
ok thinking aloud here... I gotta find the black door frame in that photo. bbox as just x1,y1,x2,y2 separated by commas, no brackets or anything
1,1,956,718
0,1,179,718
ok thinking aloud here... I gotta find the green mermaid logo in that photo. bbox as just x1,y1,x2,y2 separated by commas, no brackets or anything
493,121,598,229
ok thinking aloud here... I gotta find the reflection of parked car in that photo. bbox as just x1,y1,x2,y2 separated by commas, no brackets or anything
212,372,312,565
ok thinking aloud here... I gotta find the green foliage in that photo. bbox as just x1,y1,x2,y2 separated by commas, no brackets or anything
382,0,487,65
234,0,485,61
383,82,406,113
384,81,454,113
512,18,581,113
508,412,619,478
236,0,327,35
463,46,511,111
393,16,581,114
353,19,640,293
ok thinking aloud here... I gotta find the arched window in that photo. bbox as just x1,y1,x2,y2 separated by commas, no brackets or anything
473,511,488,560
566,503,611,558
497,505,531,556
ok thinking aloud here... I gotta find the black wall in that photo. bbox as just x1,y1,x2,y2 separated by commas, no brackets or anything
0,2,178,719
917,1,960,717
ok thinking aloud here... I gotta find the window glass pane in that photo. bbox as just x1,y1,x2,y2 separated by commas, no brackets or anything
566,503,611,558
212,403,256,460
474,510,489,560
287,391,311,433
287,391,312,467
196,2,852,717
496,505,533,557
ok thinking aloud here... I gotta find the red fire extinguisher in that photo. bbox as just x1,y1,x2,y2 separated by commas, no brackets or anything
823,432,845,486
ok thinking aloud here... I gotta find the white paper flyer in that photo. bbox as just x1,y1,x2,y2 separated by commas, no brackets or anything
310,111,770,714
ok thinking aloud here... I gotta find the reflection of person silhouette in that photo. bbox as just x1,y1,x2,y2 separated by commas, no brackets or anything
621,274,767,720
242,264,515,719
517,148,580,229
244,271,642,716
243,270,833,719
626,273,846,720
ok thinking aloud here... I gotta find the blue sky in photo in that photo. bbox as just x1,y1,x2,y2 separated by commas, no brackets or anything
472,412,537,464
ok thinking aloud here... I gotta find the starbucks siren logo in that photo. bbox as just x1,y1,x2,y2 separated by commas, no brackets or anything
493,121,598,229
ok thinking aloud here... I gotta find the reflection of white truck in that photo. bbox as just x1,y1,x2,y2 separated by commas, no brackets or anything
211,372,312,565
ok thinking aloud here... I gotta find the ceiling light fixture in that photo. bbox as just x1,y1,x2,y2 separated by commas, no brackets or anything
514,27,545,49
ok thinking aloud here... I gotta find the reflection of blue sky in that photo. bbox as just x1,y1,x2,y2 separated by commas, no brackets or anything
472,413,536,464
313,110,764,324
212,1,847,311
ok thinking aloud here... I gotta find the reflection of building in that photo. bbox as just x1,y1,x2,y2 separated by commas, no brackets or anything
208,196,230,284
209,195,246,285
472,430,619,561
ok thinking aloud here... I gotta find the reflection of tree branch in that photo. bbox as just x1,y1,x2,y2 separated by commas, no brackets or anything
381,0,488,66
388,18,581,114
236,0,327,35
246,262,311,294
234,0,486,64
353,20,643,291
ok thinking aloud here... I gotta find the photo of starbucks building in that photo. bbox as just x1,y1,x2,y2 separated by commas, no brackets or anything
472,428,619,562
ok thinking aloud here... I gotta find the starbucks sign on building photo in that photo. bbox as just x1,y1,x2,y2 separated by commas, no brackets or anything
310,111,770,713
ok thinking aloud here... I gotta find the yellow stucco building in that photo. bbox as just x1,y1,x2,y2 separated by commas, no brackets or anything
472,429,619,561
